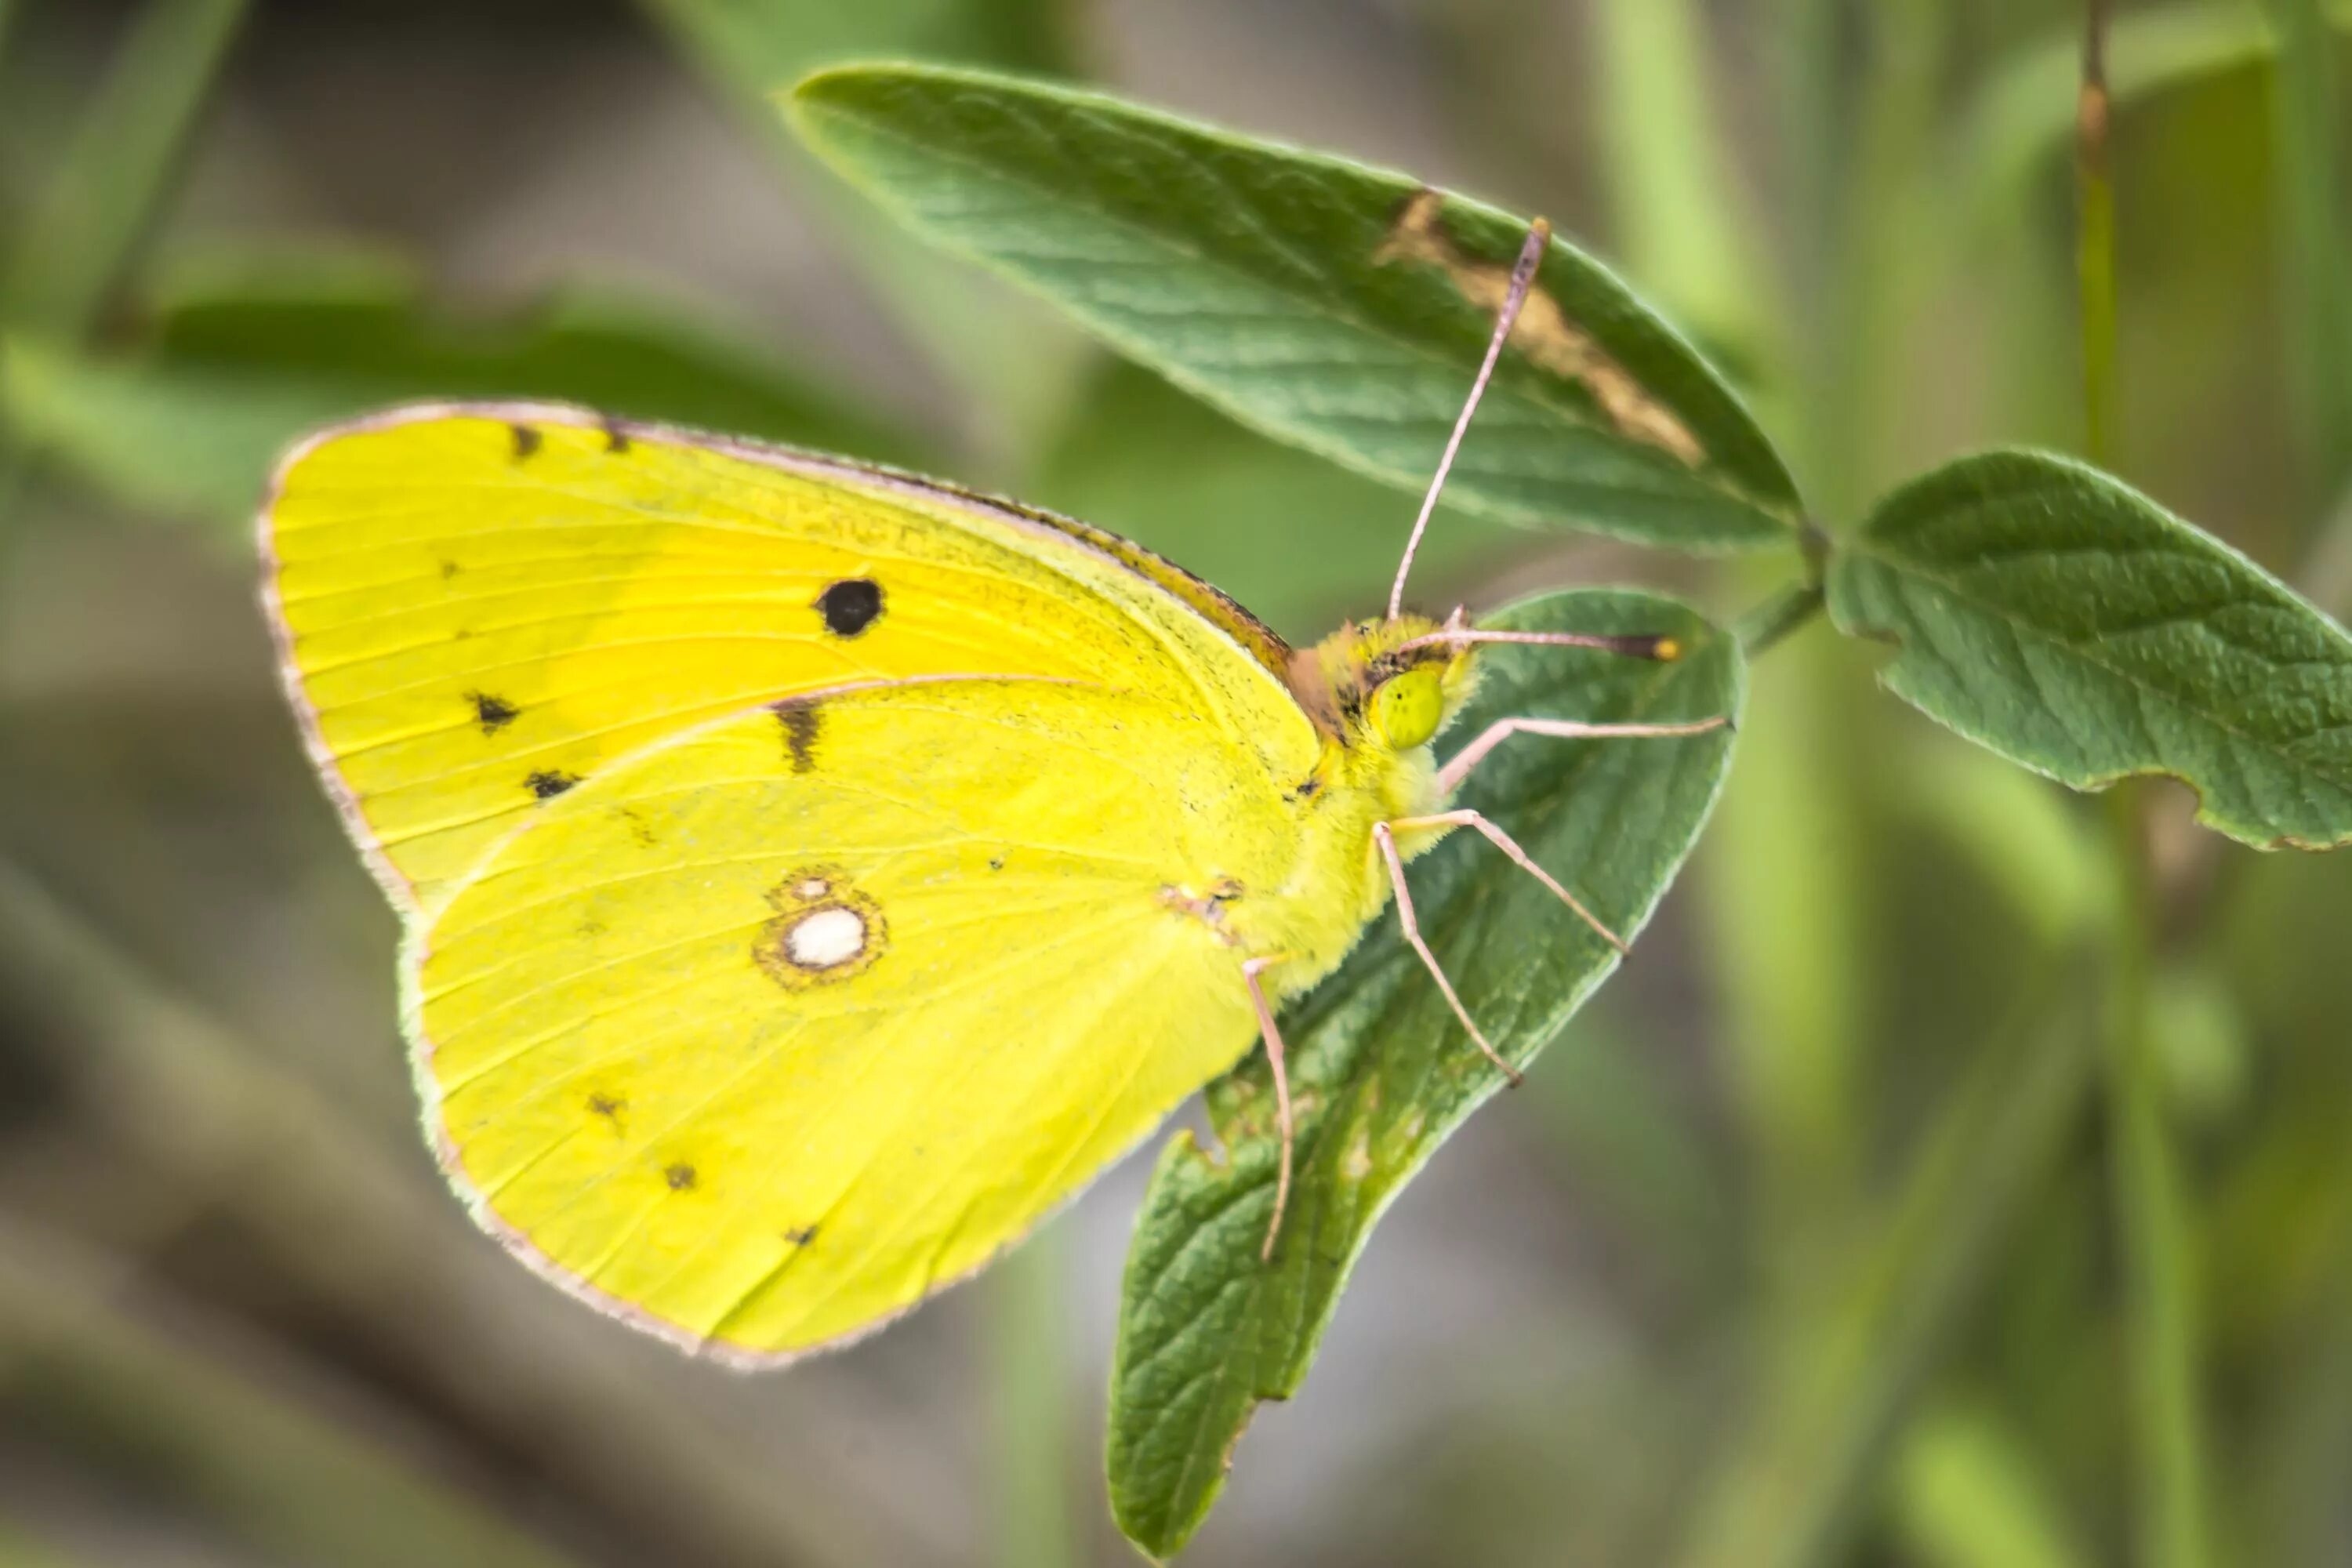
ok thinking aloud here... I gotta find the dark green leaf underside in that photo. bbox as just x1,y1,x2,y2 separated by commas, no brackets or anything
1829,450,2352,850
1107,590,1743,1559
787,63,1799,553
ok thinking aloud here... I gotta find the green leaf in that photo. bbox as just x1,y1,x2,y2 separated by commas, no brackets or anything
1828,451,2352,851
1105,589,1742,1559
787,63,1802,553
2,256,926,526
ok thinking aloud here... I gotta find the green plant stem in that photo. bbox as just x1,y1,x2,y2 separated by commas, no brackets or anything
988,1227,1077,1568
2075,2,2117,464
1734,579,1825,659
2078,10,2213,1558
2265,0,2352,513
2102,792,2214,1568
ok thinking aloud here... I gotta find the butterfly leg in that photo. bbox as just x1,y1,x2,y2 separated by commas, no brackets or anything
1387,808,1628,953
1370,822,1525,1087
1435,714,1727,797
1242,955,1296,1261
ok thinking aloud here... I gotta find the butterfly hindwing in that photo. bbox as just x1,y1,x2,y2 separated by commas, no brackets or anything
262,404,1313,915
412,678,1272,1359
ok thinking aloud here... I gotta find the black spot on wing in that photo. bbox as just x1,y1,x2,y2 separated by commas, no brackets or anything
601,419,630,454
773,699,821,774
665,1162,697,1191
510,423,541,460
785,1225,819,1247
525,769,579,799
815,578,884,637
468,691,518,734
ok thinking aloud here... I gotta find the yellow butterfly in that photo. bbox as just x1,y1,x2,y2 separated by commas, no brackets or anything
260,222,1722,1363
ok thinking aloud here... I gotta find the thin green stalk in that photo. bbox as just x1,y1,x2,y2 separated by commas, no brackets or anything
2075,5,2116,465
2102,794,2215,1568
1733,580,1825,660
2078,10,2214,1559
2265,0,2352,512
988,1227,1077,1568
1590,0,1759,357
0,0,249,334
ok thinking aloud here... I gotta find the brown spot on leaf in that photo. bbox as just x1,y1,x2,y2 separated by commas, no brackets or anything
1374,187,1704,466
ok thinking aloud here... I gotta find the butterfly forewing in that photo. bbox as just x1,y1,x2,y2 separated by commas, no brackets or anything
263,405,1315,915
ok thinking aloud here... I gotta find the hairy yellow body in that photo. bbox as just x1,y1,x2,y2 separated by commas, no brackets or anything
263,404,1473,1360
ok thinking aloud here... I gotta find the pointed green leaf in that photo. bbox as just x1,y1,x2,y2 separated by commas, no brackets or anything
1828,451,2352,850
787,64,1801,553
1106,590,1742,1559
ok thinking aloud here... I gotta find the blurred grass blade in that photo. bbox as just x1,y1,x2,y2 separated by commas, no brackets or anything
0,0,246,335
1106,590,1743,1558
987,1231,1076,1568
1589,0,1766,365
0,1217,585,1568
789,64,1802,553
1890,1398,2094,1568
641,0,1069,87
2,258,927,528
2,335,339,523
1828,450,2352,850
1675,966,2102,1568
0,858,872,1566
637,0,1087,461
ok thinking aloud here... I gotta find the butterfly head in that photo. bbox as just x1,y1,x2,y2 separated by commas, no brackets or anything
1290,608,1480,753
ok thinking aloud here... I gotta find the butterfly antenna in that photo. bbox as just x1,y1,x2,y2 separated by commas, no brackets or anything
1387,216,1552,622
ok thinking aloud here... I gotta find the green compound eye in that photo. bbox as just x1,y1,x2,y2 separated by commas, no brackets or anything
1367,667,1445,750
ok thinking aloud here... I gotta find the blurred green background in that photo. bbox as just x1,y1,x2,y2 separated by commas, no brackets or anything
2,2,2349,1564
